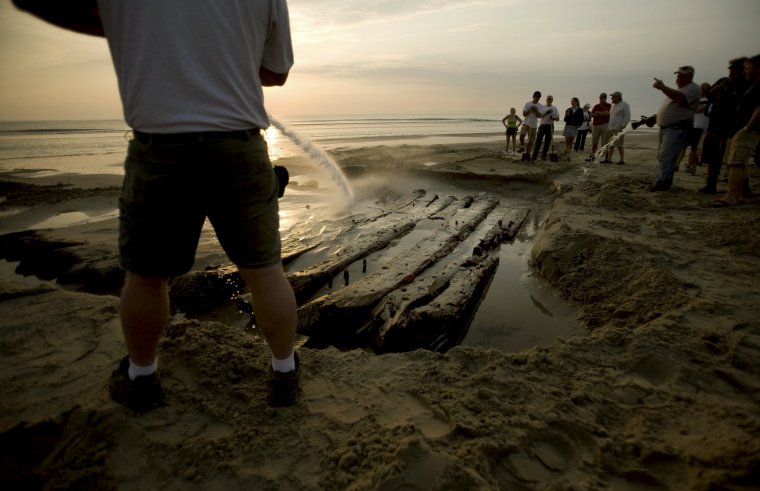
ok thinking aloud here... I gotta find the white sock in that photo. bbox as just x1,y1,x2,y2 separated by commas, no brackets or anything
128,358,158,381
272,352,296,373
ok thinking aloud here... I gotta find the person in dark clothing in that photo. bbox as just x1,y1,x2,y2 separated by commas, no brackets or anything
562,97,585,160
712,54,760,206
574,103,591,152
699,57,747,194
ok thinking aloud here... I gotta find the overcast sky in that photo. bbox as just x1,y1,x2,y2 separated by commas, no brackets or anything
1,0,758,121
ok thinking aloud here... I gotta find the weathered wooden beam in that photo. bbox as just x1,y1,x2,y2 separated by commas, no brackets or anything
473,208,530,256
286,194,458,304
279,190,428,264
373,254,499,353
296,194,500,337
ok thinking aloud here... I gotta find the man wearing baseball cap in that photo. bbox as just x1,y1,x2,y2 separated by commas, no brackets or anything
601,91,630,164
650,65,701,191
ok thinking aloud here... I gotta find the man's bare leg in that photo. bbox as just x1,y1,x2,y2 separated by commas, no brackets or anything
239,263,297,361
120,272,170,366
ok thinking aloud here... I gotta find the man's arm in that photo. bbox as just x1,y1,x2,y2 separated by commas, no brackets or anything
260,66,289,87
653,78,687,105
592,104,610,117
13,0,104,37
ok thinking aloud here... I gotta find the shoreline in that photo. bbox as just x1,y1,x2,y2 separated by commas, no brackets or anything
1,135,759,489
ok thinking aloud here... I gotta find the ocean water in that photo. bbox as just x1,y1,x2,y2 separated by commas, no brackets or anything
0,115,503,177
0,115,656,176
0,116,583,352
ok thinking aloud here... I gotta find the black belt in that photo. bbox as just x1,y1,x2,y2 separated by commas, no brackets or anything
133,128,260,144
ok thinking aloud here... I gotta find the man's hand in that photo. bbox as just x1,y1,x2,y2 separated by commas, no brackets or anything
653,77,666,91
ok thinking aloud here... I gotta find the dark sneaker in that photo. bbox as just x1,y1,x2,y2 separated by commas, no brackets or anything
268,353,300,407
109,356,166,412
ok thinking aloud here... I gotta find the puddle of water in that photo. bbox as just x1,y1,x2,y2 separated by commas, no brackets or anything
0,259,56,288
27,209,119,230
463,218,584,352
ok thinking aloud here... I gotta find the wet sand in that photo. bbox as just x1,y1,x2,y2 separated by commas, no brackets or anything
1,132,759,489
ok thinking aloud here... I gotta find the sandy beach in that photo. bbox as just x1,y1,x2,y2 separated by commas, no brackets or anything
2,131,759,490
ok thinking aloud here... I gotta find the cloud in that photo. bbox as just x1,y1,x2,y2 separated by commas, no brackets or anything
288,0,509,28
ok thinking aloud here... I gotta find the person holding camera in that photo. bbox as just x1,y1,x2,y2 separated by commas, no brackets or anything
519,91,543,155
531,95,560,161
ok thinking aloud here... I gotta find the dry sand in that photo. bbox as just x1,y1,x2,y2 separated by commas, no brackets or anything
1,132,759,490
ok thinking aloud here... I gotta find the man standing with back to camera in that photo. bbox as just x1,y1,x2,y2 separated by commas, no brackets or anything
14,0,300,410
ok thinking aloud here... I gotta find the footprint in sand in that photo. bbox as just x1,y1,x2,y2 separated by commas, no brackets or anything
627,354,678,387
373,389,450,440
495,428,587,487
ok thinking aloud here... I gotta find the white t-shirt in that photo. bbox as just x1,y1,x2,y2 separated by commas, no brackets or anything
656,82,700,128
693,97,710,130
98,0,294,133
579,111,590,130
522,101,543,128
539,105,559,125
609,101,631,131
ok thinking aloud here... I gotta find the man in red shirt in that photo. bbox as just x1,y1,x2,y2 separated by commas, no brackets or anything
584,93,612,162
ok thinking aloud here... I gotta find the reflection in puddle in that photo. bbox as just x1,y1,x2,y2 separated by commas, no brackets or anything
28,209,118,230
463,214,584,353
0,259,55,288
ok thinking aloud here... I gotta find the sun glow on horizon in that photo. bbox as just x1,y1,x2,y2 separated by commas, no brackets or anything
2,0,759,121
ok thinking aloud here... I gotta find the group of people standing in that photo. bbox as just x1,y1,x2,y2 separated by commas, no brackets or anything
501,90,630,163
499,54,759,207
696,55,760,206
646,57,759,204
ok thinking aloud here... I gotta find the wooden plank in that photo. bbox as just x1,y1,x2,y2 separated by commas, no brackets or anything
296,194,500,337
286,194,457,303
473,208,530,256
373,254,499,353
